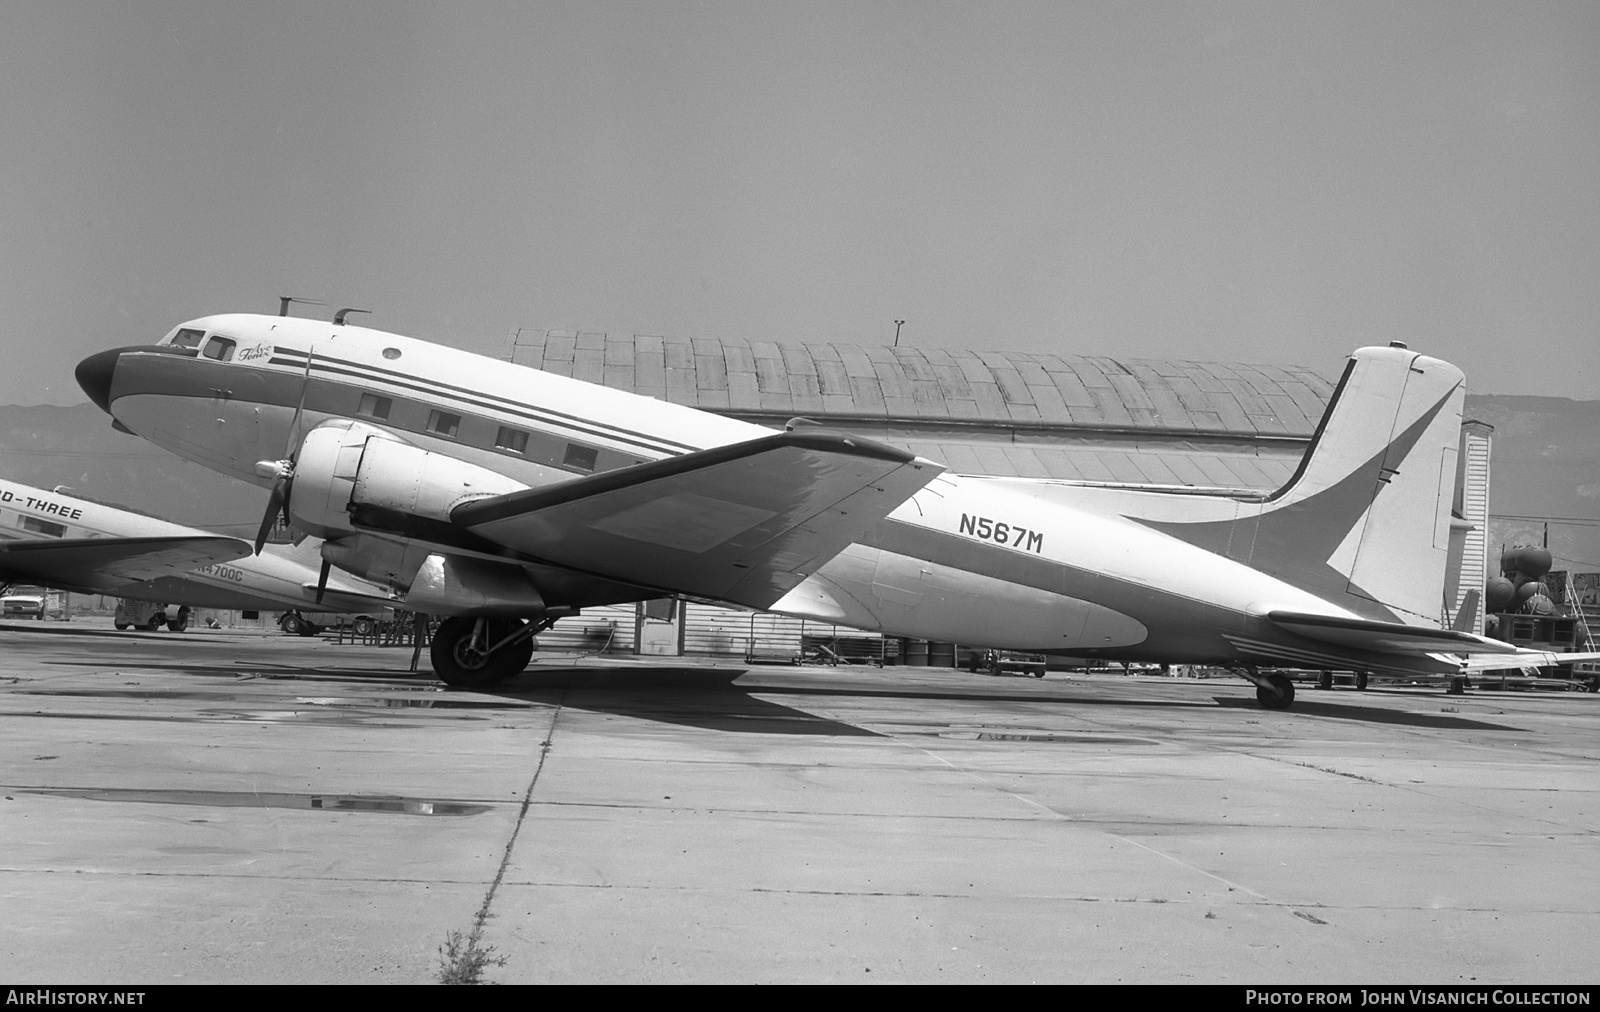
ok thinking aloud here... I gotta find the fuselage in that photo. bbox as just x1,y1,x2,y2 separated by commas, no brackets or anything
77,313,1447,674
0,476,392,615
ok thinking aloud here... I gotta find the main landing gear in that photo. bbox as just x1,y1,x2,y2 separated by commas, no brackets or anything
430,615,553,689
1237,667,1296,710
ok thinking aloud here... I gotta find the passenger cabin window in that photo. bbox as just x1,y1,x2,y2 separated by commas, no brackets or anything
171,328,205,348
563,443,599,472
426,410,461,438
495,427,529,454
358,394,392,420
201,336,236,361
19,516,67,538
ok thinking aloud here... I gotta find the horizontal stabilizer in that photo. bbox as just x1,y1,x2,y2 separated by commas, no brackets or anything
0,535,252,590
453,429,944,609
1268,610,1522,656
1455,650,1600,674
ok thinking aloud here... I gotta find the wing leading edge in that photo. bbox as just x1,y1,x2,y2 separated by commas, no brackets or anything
0,535,252,591
453,429,944,609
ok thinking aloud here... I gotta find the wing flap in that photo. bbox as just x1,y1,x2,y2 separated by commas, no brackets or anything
453,430,943,609
1267,609,1522,656
0,536,252,590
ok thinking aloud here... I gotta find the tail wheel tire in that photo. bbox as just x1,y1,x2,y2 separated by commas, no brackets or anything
431,616,535,689
1256,673,1296,710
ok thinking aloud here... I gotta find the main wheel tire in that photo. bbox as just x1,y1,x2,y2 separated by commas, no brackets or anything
1355,671,1369,691
279,613,301,635
430,616,534,689
1256,673,1296,710
167,617,188,632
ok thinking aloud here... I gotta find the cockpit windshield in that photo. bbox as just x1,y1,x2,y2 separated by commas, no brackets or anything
169,328,205,349
201,336,236,361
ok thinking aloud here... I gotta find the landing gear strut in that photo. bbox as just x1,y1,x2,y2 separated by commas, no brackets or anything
430,615,546,689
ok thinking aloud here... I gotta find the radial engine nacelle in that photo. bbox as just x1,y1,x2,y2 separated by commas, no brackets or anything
289,420,529,541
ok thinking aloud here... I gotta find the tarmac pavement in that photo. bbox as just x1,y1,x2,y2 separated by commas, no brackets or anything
1,620,1596,984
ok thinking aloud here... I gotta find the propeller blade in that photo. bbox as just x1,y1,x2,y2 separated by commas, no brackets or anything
285,347,314,459
314,559,331,604
254,478,288,555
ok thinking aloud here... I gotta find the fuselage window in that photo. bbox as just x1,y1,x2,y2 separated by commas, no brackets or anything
358,394,393,420
426,410,462,438
19,516,67,538
171,328,205,348
563,443,599,472
495,427,529,454
201,336,236,361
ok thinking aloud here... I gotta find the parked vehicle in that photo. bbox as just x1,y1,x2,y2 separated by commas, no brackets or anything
964,648,1048,678
113,598,190,632
278,610,380,638
2,586,47,620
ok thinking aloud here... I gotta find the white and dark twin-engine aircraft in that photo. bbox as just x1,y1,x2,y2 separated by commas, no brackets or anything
0,476,394,625
73,314,1592,707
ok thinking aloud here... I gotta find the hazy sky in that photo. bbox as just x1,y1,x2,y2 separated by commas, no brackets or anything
3,1,1597,405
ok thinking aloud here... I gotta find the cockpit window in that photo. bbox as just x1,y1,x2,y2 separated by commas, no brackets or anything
201,336,237,361
170,328,205,348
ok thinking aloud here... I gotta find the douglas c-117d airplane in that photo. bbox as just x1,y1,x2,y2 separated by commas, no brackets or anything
0,476,395,627
74,313,1599,706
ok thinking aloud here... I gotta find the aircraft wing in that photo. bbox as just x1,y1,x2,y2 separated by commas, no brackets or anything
0,535,252,590
1266,610,1523,655
453,429,944,609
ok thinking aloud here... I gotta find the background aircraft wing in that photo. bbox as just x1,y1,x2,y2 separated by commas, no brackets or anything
453,429,943,609
1267,610,1522,655
0,535,251,590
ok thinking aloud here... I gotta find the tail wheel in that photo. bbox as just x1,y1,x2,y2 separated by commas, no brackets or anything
431,616,536,689
1256,673,1296,710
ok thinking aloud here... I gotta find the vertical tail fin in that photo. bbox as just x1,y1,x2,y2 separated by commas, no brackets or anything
1141,345,1466,626
1254,345,1466,623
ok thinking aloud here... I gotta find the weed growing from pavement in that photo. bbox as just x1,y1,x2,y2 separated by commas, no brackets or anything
437,927,507,985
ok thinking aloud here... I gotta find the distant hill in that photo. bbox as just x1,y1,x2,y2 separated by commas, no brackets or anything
2,394,1595,569
0,403,265,536
1463,394,1600,578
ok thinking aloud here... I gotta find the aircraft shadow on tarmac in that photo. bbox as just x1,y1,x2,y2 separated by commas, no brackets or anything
490,667,883,737
1211,695,1527,731
33,655,1529,735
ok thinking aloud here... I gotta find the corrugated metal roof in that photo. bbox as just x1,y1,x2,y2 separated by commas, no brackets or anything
510,332,1334,440
508,332,1334,492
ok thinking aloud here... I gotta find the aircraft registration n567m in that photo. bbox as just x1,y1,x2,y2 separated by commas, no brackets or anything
0,476,394,625
75,313,1578,706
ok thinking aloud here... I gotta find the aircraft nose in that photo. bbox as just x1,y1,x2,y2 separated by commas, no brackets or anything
75,348,122,413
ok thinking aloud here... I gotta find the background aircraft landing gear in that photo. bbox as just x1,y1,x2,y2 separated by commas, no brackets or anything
431,616,537,689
